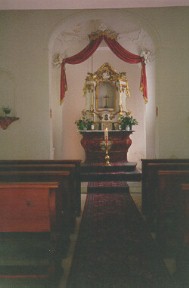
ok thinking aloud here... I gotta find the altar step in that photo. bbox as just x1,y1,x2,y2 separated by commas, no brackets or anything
87,181,129,193
81,170,141,182
80,162,142,182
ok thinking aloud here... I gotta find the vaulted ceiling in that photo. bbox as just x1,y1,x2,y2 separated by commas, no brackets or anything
1,0,189,10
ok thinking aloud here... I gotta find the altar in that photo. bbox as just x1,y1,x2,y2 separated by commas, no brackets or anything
75,63,139,165
80,130,133,163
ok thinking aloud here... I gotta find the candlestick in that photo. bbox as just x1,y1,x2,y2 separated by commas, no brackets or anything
100,139,112,166
104,140,111,166
104,127,108,140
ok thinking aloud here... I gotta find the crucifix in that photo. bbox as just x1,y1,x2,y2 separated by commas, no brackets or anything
103,95,109,108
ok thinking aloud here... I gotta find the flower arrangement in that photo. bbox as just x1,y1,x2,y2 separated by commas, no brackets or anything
75,116,94,131
119,112,138,130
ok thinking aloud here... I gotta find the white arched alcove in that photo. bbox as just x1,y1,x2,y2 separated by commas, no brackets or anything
49,10,157,167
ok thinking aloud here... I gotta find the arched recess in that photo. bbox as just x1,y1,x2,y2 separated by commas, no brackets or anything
48,10,157,167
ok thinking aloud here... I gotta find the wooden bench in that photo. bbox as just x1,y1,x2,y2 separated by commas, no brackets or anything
156,170,189,256
176,183,189,285
0,170,75,252
141,159,189,229
0,182,62,284
0,159,81,217
179,183,189,248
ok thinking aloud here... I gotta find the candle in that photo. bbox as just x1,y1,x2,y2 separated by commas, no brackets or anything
104,127,108,144
120,93,122,106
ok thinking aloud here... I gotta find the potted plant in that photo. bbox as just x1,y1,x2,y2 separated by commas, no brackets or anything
75,116,94,131
2,106,11,117
119,112,138,130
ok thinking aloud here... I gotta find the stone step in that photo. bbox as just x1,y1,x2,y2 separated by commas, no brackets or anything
81,170,141,182
81,161,137,173
87,181,129,193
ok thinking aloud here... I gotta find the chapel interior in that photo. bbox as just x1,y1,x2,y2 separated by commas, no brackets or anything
0,1,189,287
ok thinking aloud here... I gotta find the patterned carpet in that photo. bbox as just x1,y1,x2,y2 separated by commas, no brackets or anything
67,184,179,288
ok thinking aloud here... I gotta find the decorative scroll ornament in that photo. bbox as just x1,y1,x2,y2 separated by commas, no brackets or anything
83,82,94,95
88,29,118,41
140,50,151,64
53,53,63,66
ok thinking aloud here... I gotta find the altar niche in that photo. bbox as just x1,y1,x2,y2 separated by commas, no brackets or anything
96,82,115,111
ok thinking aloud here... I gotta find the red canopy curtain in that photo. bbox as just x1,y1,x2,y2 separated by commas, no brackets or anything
60,33,147,103
104,36,147,103
60,36,103,103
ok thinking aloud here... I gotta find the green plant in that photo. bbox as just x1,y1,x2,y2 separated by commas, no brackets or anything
75,117,94,130
2,106,11,116
119,112,138,130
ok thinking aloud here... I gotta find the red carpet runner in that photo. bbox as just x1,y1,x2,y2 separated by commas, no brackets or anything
67,184,178,288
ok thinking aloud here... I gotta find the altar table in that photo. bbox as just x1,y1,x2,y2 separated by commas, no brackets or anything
80,130,133,163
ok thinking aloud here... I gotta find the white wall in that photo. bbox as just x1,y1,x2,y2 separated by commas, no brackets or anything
0,8,189,160
0,11,69,159
153,8,189,158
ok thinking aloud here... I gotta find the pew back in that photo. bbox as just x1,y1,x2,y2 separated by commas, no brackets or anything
141,159,189,228
0,170,75,234
179,183,189,246
156,170,189,256
0,181,62,281
176,183,189,283
0,182,58,232
0,160,81,216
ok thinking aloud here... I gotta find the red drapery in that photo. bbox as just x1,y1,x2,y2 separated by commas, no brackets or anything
60,35,147,103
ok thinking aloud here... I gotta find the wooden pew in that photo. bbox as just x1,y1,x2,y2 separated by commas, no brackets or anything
0,182,62,284
178,183,189,249
0,164,79,220
0,170,74,254
141,159,189,229
156,170,189,256
0,159,81,217
176,183,189,286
